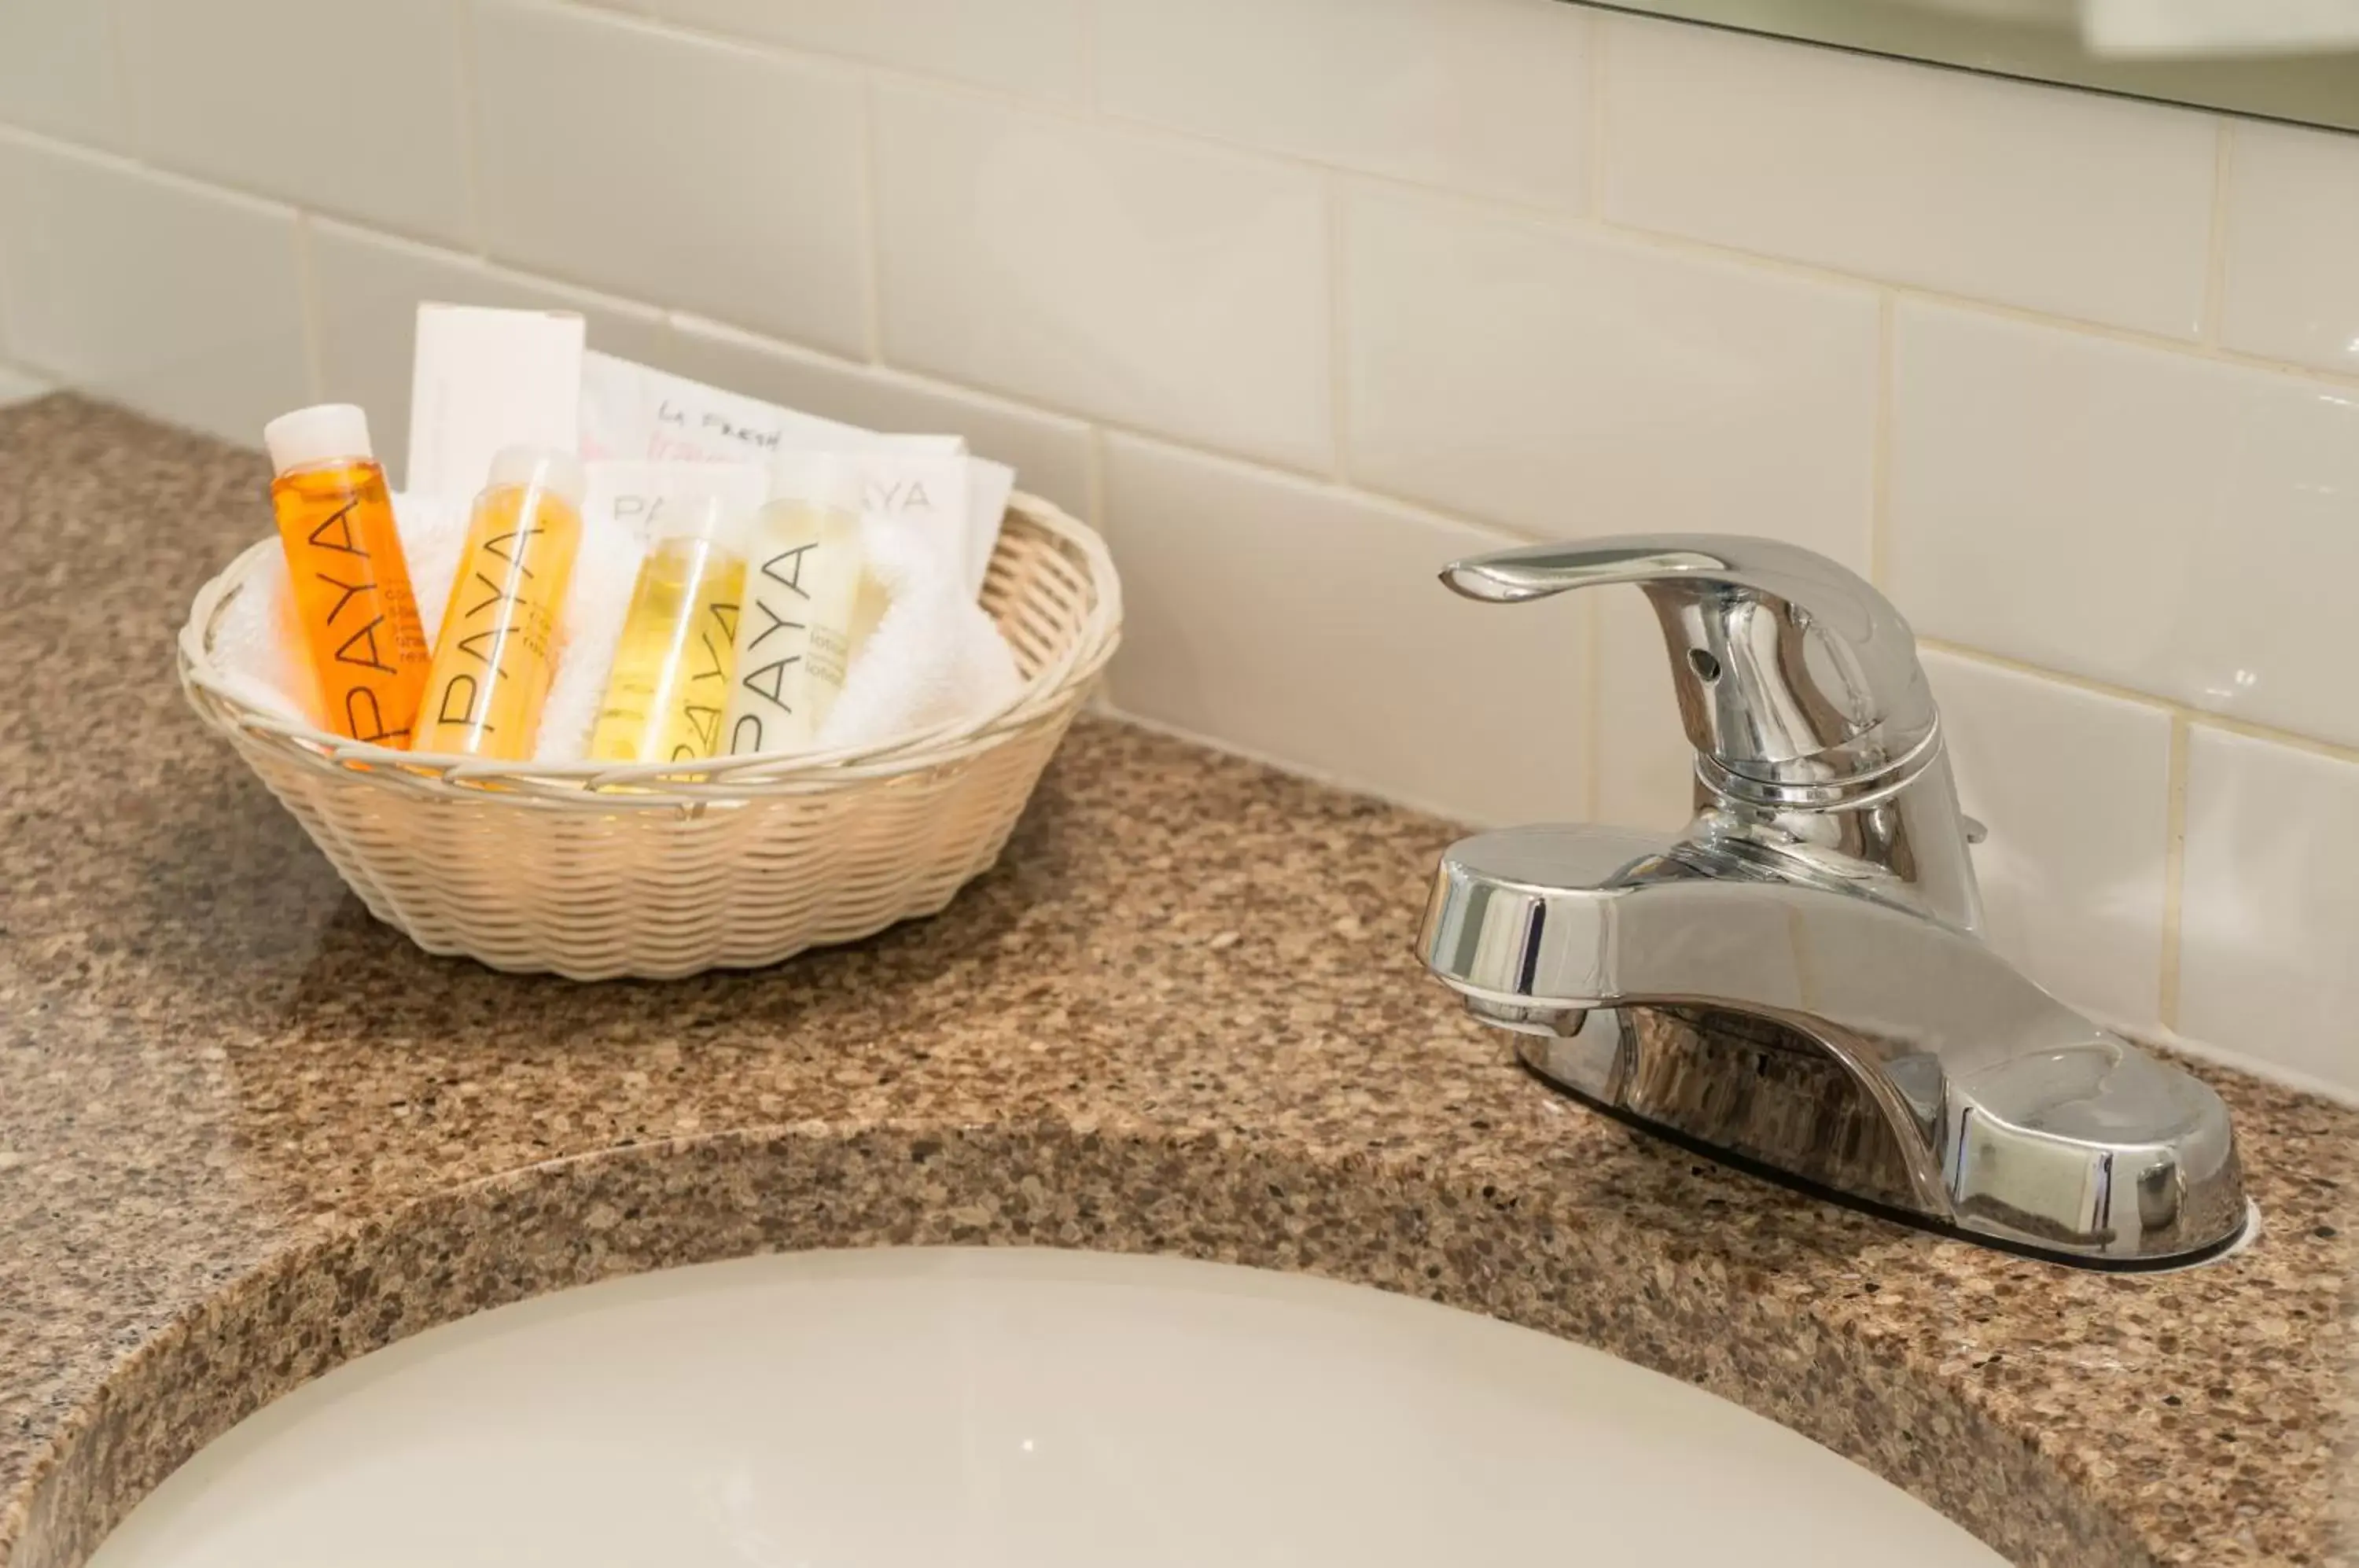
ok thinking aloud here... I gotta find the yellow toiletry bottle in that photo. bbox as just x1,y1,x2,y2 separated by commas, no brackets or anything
587,480,754,767
723,455,866,756
263,404,432,746
413,447,587,760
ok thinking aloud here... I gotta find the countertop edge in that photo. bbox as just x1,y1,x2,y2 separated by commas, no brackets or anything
4,1115,2147,1568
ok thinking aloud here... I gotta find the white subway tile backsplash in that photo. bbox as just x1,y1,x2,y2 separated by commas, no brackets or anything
0,0,125,146
2181,727,2359,1093
1889,300,2359,749
0,139,307,444
1599,19,2217,338
1344,185,1879,540
113,0,473,245
1102,434,1588,825
473,0,870,358
661,0,1087,102
874,85,1330,471
307,220,673,488
663,317,1096,519
1094,0,1592,211
1923,652,2171,1029
2220,122,2359,378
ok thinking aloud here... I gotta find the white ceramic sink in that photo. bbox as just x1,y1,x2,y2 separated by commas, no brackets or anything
93,1248,2005,1567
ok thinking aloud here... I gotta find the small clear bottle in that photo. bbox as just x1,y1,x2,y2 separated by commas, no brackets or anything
263,404,432,746
723,455,866,756
587,479,753,766
412,447,587,761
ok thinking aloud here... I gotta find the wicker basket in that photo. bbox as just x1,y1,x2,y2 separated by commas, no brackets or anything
178,493,1121,980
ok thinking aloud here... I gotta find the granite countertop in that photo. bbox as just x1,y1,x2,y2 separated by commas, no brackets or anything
1,396,2353,1567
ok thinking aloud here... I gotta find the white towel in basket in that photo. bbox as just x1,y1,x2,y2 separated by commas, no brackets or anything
818,511,1022,751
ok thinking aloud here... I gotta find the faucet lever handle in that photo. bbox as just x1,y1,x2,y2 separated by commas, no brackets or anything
1442,534,1936,790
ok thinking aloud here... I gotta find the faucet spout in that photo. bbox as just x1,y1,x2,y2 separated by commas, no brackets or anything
1421,823,2248,1267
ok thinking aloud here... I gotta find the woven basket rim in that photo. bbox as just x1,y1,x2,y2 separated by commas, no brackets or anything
180,491,1121,808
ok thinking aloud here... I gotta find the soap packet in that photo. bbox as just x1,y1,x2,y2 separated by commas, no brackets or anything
579,351,1010,598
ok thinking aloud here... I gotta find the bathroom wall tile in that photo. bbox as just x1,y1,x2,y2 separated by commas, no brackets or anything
114,0,473,245
1102,435,1588,825
2181,726,2359,1093
660,0,1087,102
882,86,1340,471
0,140,307,444
1923,651,2171,1029
1345,184,1879,832
2219,122,2359,378
1889,300,2359,749
1094,0,1592,210
1344,185,1878,543
307,220,673,488
874,85,1330,473
1599,18,2217,338
0,0,126,145
663,317,1097,521
473,0,869,358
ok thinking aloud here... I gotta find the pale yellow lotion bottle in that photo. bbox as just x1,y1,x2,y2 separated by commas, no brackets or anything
588,479,754,766
723,455,865,756
413,447,587,760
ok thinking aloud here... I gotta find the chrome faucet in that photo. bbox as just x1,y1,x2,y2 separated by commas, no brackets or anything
1417,536,2248,1268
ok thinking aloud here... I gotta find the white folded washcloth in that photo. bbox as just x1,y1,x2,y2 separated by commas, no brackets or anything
818,512,1023,753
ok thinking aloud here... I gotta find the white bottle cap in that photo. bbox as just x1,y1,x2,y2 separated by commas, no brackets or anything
486,444,587,508
263,403,374,476
770,452,866,518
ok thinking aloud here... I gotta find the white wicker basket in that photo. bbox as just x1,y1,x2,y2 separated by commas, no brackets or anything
178,493,1121,980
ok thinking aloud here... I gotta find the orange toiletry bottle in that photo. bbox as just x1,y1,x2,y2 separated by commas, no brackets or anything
263,404,432,747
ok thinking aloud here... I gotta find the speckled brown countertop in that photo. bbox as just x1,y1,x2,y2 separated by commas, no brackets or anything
0,395,2353,1566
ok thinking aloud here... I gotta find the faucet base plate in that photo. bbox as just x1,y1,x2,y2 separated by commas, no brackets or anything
1516,1015,2254,1274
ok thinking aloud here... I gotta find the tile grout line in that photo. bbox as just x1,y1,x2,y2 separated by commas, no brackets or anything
1920,636,2359,766
2199,120,2234,348
289,213,329,404
2158,715,2192,1032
